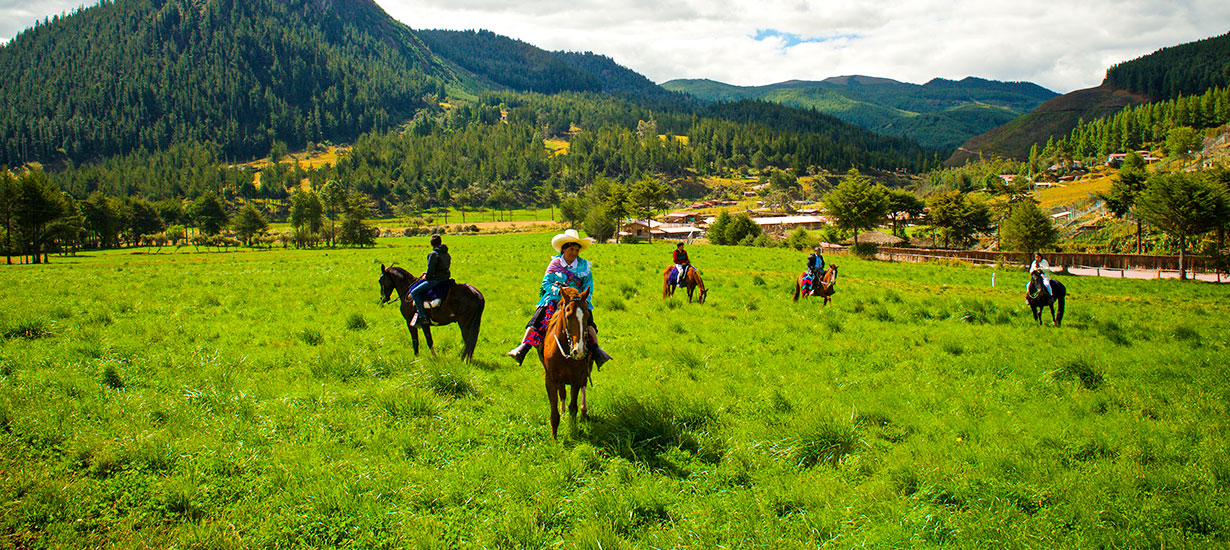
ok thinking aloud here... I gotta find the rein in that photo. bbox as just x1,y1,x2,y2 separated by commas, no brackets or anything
551,298,583,360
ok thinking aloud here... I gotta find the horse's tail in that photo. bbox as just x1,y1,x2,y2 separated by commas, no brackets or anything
1055,288,1065,327
463,285,485,362
793,276,801,302
662,266,673,298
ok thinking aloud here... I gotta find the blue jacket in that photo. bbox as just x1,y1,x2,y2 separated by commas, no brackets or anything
808,252,825,271
537,255,594,309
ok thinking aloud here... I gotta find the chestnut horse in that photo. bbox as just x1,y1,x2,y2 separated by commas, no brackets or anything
793,265,839,305
662,265,708,303
378,264,485,361
538,286,593,439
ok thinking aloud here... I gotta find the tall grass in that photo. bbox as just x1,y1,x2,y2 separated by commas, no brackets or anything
1,233,1228,548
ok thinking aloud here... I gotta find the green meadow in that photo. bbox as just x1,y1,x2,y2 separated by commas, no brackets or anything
1,233,1228,548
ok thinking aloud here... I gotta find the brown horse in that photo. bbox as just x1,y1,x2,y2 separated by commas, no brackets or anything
793,265,839,305
378,264,485,362
662,265,708,304
539,286,592,439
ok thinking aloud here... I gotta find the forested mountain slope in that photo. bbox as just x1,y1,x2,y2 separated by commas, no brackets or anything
949,31,1230,164
417,29,692,107
663,76,1057,150
0,0,459,165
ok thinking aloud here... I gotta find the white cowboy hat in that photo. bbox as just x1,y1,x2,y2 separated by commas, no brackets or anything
551,229,593,252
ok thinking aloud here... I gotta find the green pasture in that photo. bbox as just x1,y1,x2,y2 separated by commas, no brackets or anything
1,234,1228,548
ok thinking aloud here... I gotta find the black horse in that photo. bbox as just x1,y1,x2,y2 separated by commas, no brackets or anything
379,264,485,361
1026,271,1065,326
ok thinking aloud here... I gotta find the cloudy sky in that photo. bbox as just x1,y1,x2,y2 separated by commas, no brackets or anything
2,0,1227,93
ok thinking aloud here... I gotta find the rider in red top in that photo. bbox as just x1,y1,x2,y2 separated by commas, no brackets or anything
673,243,691,286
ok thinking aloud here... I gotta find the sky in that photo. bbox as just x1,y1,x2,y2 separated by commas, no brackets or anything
2,0,1227,94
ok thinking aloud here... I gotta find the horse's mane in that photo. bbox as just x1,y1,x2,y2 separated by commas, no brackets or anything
385,265,414,280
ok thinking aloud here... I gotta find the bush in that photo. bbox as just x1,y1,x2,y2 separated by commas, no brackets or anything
850,242,879,258
751,233,777,248
783,228,816,251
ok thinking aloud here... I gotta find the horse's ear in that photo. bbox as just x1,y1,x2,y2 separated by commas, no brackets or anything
380,263,386,272
579,289,590,301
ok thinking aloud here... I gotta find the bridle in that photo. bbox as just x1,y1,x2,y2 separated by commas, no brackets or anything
553,294,585,360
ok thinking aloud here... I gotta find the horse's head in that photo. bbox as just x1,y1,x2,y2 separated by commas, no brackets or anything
824,265,839,283
698,286,708,304
379,264,398,304
556,286,589,359
1027,271,1044,298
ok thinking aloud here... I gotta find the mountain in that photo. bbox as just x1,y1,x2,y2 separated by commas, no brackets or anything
946,85,1150,165
0,0,463,165
662,76,1058,150
416,29,694,109
948,31,1230,165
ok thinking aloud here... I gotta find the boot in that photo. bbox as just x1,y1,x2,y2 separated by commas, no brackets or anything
413,309,430,327
589,345,613,368
506,343,532,365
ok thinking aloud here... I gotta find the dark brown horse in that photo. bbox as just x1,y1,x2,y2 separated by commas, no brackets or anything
539,286,592,439
378,264,485,362
662,265,708,304
793,265,839,305
1027,271,1066,326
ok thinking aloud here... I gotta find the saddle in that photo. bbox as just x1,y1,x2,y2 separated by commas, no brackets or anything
420,279,455,309
800,271,816,296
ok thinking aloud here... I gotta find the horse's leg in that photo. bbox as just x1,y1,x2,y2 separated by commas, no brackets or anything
568,384,580,433
1056,295,1065,327
422,326,436,357
408,323,421,356
579,385,588,420
545,381,561,439
1049,303,1057,326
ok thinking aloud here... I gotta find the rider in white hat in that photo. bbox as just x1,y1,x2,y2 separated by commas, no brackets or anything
506,229,613,366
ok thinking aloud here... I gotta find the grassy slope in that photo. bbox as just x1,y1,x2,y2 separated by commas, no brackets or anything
1,235,1228,547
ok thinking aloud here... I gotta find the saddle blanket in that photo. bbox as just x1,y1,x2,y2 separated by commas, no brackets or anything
668,266,688,286
800,271,815,296
417,279,455,309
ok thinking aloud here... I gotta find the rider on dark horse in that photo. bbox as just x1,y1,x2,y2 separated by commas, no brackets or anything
506,229,613,367
1029,252,1053,299
410,234,450,327
673,242,691,287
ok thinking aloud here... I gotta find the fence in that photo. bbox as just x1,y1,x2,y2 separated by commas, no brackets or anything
874,247,1223,275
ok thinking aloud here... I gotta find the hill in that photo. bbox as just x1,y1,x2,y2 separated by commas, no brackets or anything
0,0,463,166
947,85,1150,165
948,31,1230,165
662,76,1057,150
417,29,691,107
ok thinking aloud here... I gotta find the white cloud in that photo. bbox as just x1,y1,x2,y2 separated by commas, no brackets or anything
377,0,1230,92
1,0,1226,93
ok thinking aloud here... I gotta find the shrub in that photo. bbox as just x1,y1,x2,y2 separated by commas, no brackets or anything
850,242,879,258
783,227,816,251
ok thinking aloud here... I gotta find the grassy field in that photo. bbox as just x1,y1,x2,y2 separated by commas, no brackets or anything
2,234,1228,548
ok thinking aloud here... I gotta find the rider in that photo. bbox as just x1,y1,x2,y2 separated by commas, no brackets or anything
807,245,826,281
505,229,613,367
409,234,450,327
1029,252,1053,297
673,242,691,286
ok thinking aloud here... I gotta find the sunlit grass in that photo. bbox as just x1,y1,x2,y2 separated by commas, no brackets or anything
1,233,1227,547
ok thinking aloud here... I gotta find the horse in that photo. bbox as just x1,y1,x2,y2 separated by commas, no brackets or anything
662,264,708,304
793,265,839,305
1026,271,1066,327
538,286,593,439
378,264,485,362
